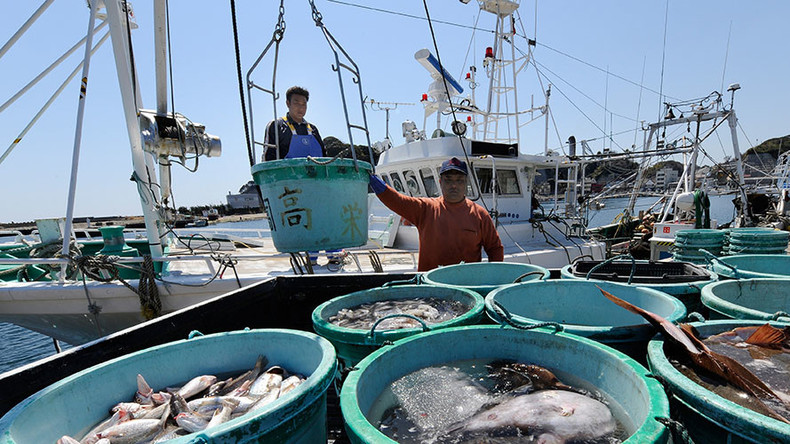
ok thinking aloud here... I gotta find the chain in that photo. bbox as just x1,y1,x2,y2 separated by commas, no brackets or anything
273,0,286,42
308,0,323,25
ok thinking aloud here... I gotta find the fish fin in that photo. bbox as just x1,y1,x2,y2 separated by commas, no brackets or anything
744,323,790,348
597,286,701,354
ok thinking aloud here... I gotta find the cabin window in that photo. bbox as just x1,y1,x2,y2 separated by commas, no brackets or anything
381,174,392,187
420,167,440,197
390,172,406,193
404,170,421,196
474,168,521,195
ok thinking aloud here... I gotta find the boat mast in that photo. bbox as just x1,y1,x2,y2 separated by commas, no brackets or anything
479,0,524,145
104,0,164,258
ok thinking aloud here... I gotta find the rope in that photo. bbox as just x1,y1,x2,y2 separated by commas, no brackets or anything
305,147,350,166
490,300,563,332
230,0,255,166
368,250,383,273
69,253,162,320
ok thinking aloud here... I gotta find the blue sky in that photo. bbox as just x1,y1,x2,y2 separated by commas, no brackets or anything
1,1,788,222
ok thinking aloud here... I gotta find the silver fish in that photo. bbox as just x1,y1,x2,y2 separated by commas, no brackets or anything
220,355,267,396
279,375,304,396
177,375,217,399
175,411,209,433
456,390,616,443
96,418,162,444
135,374,154,405
206,401,236,429
79,410,130,444
249,366,284,397
56,437,80,444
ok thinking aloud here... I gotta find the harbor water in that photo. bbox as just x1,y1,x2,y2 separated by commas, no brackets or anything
0,194,745,374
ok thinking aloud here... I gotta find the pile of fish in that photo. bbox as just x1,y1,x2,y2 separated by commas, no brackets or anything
598,286,790,423
56,355,304,444
379,360,622,443
329,297,468,330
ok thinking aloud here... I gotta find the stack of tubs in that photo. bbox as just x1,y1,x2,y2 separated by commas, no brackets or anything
0,329,337,443
724,227,790,255
672,229,726,264
341,325,671,443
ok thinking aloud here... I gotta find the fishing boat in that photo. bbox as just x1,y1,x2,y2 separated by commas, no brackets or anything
1,1,611,345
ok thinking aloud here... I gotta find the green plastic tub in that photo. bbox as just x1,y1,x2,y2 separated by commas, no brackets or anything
341,325,670,443
701,278,790,322
560,260,717,316
485,280,686,359
710,254,790,279
312,284,484,367
647,319,790,443
0,329,337,443
251,158,372,253
422,262,550,296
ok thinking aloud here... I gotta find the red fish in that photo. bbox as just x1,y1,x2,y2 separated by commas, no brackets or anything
597,286,790,424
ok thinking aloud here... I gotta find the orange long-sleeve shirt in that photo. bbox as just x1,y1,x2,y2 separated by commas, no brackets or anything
377,186,504,271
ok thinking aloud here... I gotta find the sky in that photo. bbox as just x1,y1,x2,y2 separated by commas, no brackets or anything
1,0,789,223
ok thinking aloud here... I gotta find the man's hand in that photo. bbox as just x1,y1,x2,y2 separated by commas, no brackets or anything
369,174,387,194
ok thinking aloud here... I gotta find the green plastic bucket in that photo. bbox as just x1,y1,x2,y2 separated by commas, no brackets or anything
710,254,790,279
251,158,372,253
422,262,550,296
0,329,337,443
725,228,789,255
485,280,686,359
312,284,484,367
560,261,717,316
647,319,790,443
701,278,790,322
341,325,670,443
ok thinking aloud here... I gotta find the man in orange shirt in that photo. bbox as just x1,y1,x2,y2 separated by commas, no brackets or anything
369,157,504,271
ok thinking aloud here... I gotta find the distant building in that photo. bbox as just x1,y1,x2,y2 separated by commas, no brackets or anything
227,181,262,211
655,167,679,190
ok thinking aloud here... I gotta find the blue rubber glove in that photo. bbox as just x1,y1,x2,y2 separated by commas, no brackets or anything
369,174,388,194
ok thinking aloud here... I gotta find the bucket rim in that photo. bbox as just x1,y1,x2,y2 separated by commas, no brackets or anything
484,279,687,335
711,254,790,279
421,262,551,291
646,319,790,439
341,324,670,443
251,157,373,174
312,284,484,342
0,329,338,442
701,278,790,321
559,263,718,294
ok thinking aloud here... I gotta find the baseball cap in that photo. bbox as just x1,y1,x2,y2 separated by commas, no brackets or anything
439,157,468,175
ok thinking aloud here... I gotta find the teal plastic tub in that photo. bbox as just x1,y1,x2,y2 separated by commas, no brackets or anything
560,261,717,316
251,158,372,253
710,254,790,279
647,319,790,443
0,329,337,444
701,278,790,322
485,280,686,359
422,262,550,296
341,325,670,443
313,284,484,367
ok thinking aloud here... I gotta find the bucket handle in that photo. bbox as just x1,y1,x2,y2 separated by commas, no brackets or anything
654,417,695,444
685,312,706,323
585,253,636,285
381,274,422,287
700,249,739,277
367,314,430,343
490,300,563,333
513,270,547,283
187,330,204,339
772,311,790,323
